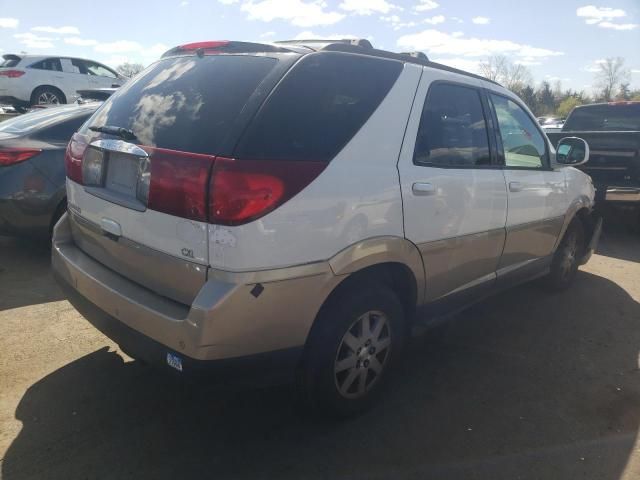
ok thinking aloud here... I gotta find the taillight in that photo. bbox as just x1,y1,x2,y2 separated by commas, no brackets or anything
144,147,215,222
0,70,25,78
64,132,88,183
0,148,41,166
209,157,327,226
178,41,229,51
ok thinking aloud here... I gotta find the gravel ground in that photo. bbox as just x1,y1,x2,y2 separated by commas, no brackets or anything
0,218,639,480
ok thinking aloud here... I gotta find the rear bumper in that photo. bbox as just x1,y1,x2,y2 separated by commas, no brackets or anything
52,213,341,381
605,187,640,203
56,274,301,385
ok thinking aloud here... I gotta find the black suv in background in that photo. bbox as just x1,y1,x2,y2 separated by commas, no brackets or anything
547,102,640,227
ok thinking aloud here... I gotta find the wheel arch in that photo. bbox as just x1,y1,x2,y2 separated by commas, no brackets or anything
553,195,593,252
302,236,425,348
30,85,67,105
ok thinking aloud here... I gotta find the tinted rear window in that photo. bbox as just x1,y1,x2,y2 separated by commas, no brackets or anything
235,52,403,162
84,55,278,154
564,104,640,131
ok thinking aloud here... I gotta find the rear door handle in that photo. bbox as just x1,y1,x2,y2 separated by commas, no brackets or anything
412,182,436,196
509,181,523,192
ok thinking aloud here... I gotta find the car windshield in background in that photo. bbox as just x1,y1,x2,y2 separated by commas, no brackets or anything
564,104,640,131
83,55,279,155
0,105,93,135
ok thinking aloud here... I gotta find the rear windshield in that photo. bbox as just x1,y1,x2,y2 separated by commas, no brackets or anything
564,104,640,131
83,55,278,154
235,52,403,162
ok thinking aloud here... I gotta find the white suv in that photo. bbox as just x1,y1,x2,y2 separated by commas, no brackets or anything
52,39,602,416
0,54,125,109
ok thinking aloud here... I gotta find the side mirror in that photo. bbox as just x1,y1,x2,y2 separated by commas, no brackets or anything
555,136,589,167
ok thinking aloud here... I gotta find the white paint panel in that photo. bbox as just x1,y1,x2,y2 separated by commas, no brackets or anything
67,179,209,264
397,68,508,245
208,63,423,271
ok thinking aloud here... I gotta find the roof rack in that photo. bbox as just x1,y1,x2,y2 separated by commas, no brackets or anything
274,38,373,50
161,38,500,86
400,51,429,61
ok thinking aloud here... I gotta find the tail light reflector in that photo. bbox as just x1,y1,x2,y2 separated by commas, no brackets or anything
64,133,89,183
0,70,25,78
143,147,215,222
209,157,327,226
0,148,41,166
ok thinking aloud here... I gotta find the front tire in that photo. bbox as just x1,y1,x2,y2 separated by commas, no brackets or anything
546,220,585,291
298,284,405,417
31,86,66,107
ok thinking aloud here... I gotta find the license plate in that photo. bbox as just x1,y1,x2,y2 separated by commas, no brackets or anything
166,352,183,372
105,153,139,196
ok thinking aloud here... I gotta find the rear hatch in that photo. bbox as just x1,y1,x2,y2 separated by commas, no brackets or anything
65,48,296,304
563,103,640,186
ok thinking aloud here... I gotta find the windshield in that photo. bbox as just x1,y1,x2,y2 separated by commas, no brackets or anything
564,104,640,131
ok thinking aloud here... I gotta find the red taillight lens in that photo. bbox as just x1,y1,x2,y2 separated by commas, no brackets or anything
209,157,327,226
0,148,41,166
145,147,215,222
64,133,88,183
178,41,229,51
0,70,25,78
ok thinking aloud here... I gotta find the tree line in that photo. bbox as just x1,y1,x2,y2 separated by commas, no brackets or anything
479,55,639,118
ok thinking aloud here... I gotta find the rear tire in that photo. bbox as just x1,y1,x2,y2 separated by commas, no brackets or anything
546,220,585,291
31,86,66,107
297,283,405,418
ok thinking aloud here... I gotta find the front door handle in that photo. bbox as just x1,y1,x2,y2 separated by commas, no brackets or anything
412,182,436,196
509,181,523,192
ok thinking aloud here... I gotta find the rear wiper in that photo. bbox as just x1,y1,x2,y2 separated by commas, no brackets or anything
89,125,137,141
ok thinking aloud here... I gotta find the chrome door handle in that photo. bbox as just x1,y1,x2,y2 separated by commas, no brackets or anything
412,182,436,196
509,181,523,192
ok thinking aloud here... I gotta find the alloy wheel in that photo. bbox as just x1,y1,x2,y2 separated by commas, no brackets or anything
334,310,392,399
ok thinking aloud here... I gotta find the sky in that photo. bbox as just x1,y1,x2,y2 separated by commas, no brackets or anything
1,0,639,93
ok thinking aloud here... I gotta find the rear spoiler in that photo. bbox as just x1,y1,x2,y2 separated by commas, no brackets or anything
1,54,21,63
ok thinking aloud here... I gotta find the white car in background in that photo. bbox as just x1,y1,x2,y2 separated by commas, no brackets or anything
0,54,126,110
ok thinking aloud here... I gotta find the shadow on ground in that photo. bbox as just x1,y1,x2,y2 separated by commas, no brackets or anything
3,269,639,480
0,236,64,311
596,207,640,263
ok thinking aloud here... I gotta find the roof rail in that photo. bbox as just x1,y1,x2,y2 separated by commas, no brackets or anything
274,38,373,50
400,51,429,61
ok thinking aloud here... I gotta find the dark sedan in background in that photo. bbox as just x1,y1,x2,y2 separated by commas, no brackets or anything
0,102,100,237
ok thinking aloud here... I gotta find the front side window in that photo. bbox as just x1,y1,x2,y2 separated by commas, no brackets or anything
413,83,491,167
69,59,88,74
30,58,62,72
85,61,117,78
491,94,546,169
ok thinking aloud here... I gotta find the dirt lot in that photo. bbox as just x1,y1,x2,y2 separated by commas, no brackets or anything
1,218,639,480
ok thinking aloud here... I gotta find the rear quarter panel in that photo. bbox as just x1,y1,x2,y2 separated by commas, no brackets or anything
207,63,423,271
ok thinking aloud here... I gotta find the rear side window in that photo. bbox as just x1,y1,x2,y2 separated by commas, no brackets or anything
413,83,491,167
30,58,62,72
564,104,640,131
235,52,403,162
84,55,278,154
